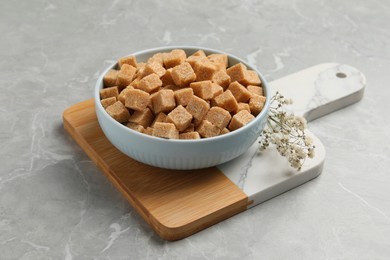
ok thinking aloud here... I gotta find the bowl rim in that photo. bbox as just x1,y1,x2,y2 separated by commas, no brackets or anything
95,45,271,144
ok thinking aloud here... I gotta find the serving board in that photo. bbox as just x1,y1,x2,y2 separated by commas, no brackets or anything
63,63,365,240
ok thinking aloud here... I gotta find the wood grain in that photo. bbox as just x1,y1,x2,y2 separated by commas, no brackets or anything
63,99,249,241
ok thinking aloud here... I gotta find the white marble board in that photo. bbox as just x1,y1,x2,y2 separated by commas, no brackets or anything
219,63,366,208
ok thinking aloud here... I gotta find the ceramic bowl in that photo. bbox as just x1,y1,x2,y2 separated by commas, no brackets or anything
95,46,270,170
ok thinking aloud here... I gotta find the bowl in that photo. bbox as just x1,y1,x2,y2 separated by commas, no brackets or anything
94,46,271,170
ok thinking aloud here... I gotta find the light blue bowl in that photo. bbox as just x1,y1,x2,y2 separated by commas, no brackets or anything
95,46,271,170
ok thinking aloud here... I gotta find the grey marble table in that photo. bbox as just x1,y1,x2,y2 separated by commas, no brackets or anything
1,0,390,259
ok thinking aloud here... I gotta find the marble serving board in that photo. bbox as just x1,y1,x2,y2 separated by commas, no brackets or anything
63,63,365,241
221,62,366,207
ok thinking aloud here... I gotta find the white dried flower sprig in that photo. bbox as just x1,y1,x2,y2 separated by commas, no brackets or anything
259,92,315,170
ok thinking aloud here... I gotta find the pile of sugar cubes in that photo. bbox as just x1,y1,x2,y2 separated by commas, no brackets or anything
99,49,266,139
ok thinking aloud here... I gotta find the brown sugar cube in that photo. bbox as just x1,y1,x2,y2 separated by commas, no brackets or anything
242,70,261,86
186,95,210,121
164,84,181,91
118,56,137,68
118,86,134,104
103,69,119,88
191,50,206,57
148,91,159,110
151,112,167,126
153,122,179,139
106,101,130,123
237,102,251,113
226,63,247,84
196,120,221,138
208,53,228,70
221,128,230,135
151,89,176,114
136,62,146,77
228,110,255,131
153,87,163,94
209,98,218,107
101,97,117,109
212,70,231,89
205,106,232,130
143,127,154,136
227,81,252,103
126,122,145,133
194,60,219,81
179,132,201,140
174,88,194,106
137,62,146,69
193,118,203,127
116,64,137,90
129,108,154,128
100,86,119,100
163,49,187,69
186,50,206,68
124,89,150,111
213,90,239,113
190,80,213,100
186,56,204,69
211,83,224,98
247,85,263,96
141,61,166,78
147,52,164,66
182,123,195,133
249,95,266,116
129,76,141,89
171,62,196,87
161,68,175,86
138,73,162,93
166,105,193,131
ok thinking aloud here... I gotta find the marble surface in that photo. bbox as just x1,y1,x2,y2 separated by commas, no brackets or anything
1,0,390,259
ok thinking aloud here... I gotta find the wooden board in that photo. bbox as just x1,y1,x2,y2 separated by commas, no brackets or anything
63,99,248,241
63,63,365,241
